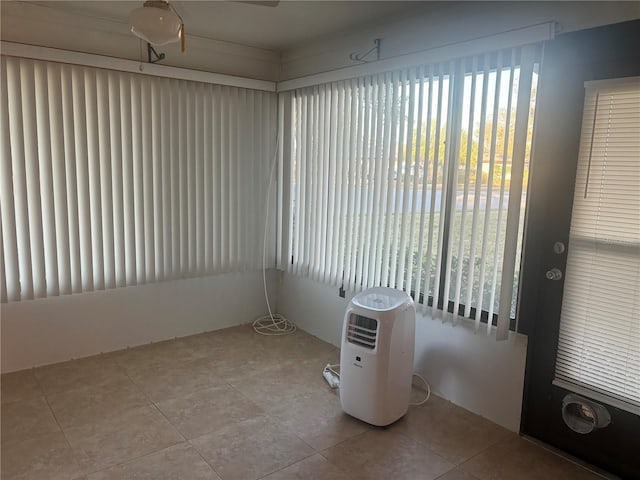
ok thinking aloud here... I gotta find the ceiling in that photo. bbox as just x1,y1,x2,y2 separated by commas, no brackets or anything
25,1,422,51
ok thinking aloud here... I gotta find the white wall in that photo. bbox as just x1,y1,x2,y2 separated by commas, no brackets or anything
277,273,527,432
281,2,640,80
0,1,280,81
1,270,278,373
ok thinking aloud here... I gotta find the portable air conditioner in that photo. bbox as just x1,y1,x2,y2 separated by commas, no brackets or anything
340,287,415,426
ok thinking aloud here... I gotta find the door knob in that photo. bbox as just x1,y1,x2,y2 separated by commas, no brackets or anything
546,268,563,281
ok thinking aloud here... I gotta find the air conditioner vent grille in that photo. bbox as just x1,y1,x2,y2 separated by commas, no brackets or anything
347,314,378,349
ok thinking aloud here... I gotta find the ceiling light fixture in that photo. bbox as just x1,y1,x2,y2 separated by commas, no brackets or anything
130,0,185,53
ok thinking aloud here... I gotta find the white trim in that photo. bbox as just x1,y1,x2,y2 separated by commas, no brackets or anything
585,75,640,90
277,22,554,92
552,378,640,416
0,41,277,92
0,271,276,373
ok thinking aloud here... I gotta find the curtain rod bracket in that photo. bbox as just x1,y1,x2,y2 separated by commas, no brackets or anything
349,38,381,64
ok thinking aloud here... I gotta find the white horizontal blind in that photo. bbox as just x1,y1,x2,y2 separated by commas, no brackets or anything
554,77,640,411
0,55,276,302
286,45,539,336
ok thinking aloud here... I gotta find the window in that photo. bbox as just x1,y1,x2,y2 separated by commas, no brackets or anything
554,77,640,412
0,56,276,302
284,45,540,337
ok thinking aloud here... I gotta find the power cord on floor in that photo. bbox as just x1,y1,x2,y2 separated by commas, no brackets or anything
253,313,296,335
321,363,431,406
252,120,295,337
409,372,431,406
322,363,340,388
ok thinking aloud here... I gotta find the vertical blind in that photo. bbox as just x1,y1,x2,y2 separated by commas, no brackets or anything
0,56,277,303
554,77,640,412
285,45,539,338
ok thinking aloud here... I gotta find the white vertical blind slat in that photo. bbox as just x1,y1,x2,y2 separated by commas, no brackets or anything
7,58,33,300
291,94,301,275
362,77,378,289
369,74,385,289
328,83,340,284
211,85,221,271
85,68,105,291
231,88,240,271
453,57,477,318
186,82,196,274
96,69,114,290
60,66,81,293
311,86,323,281
389,70,407,289
160,78,172,278
414,66,434,304
72,66,92,291
488,52,516,332
336,83,349,285
47,63,70,296
466,55,490,319
436,61,457,321
178,81,188,273
218,85,228,272
131,75,145,284
374,73,393,288
442,60,464,323
475,54,503,329
203,84,213,272
108,72,125,288
343,79,357,290
301,92,312,276
316,85,326,280
151,78,163,279
322,85,334,283
429,65,448,318
0,57,20,301
353,77,368,291
195,83,205,274
245,89,255,271
406,66,425,295
120,73,135,286
398,68,418,291
496,45,535,340
22,60,47,298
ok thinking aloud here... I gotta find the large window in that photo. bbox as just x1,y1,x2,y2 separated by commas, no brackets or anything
0,56,276,302
284,45,539,336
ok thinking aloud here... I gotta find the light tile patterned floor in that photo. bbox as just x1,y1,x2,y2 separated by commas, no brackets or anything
1,325,604,480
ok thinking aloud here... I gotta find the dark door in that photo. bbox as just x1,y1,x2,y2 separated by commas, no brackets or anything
519,20,640,480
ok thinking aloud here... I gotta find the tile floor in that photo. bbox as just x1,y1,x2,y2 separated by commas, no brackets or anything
1,325,604,480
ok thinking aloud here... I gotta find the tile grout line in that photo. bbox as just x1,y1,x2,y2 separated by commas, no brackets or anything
254,450,319,480
46,354,186,477
521,435,618,479
448,429,512,467
72,355,191,477
392,429,457,466
115,339,231,480
34,372,85,476
393,404,512,468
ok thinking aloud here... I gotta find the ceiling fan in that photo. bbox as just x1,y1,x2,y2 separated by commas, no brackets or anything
129,0,280,57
